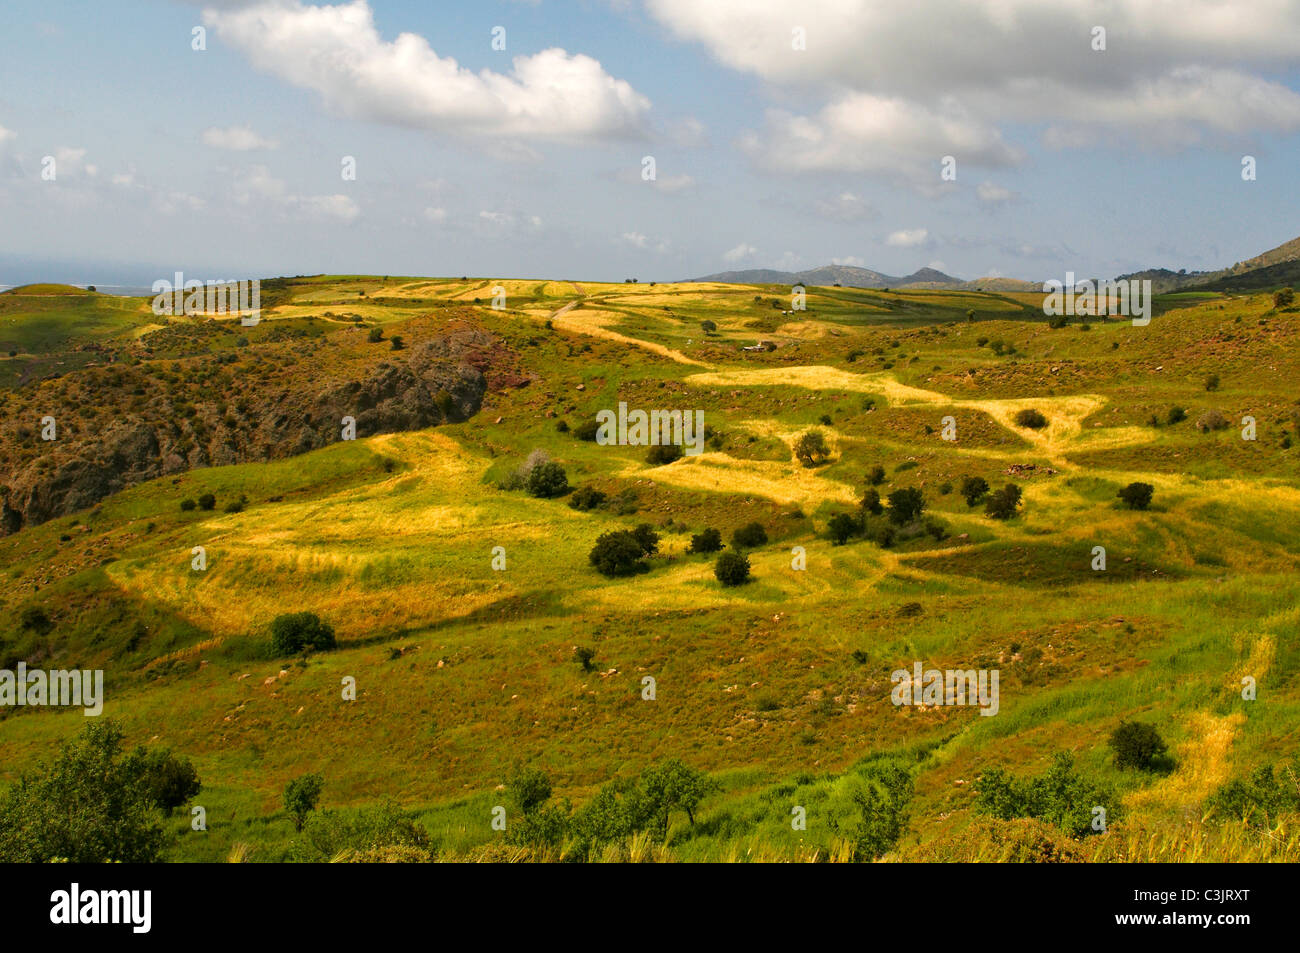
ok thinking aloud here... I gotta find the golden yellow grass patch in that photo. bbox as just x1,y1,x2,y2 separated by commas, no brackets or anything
550,306,709,366
619,451,856,508
1126,711,1245,813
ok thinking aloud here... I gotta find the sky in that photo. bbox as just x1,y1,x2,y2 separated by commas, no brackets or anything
1,0,1299,287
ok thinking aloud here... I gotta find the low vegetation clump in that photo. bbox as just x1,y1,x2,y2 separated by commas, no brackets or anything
975,753,1116,837
714,551,751,586
1108,721,1169,771
794,429,830,467
270,612,337,656
687,527,723,554
731,522,768,548
284,773,325,832
646,443,683,465
1014,408,1048,429
984,483,1023,520
589,528,657,577
1117,482,1155,510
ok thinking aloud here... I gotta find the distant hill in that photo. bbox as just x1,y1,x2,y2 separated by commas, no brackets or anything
0,283,96,296
688,263,966,289
1184,258,1300,294
1121,233,1300,294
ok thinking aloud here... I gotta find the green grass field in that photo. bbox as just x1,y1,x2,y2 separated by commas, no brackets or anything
0,277,1297,862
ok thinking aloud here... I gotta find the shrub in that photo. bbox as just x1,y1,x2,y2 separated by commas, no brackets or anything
573,418,601,441
1116,482,1154,511
631,524,660,556
975,753,1115,837
526,462,570,498
794,429,830,467
827,759,915,861
714,551,751,586
866,465,886,486
0,720,167,862
1014,408,1048,429
1108,721,1168,770
688,528,723,554
389,336,405,350
367,327,383,342
860,488,883,515
1166,406,1187,425
291,801,433,862
270,612,337,656
1196,410,1229,432
19,606,52,634
700,319,717,334
887,487,926,525
568,485,606,511
1274,287,1295,308
574,646,597,672
984,483,1022,520
646,443,683,465
828,512,859,545
284,773,325,832
180,498,196,512
126,747,201,813
1204,373,1220,392
554,419,569,433
589,531,649,577
198,493,216,511
960,476,990,507
732,522,768,548
1205,756,1300,823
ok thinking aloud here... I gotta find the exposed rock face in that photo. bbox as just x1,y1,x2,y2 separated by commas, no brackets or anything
0,331,493,533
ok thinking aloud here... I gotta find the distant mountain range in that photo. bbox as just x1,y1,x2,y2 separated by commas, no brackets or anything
686,263,1038,292
689,233,1300,295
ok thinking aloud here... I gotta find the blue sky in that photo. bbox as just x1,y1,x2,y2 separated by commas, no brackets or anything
2,0,1299,287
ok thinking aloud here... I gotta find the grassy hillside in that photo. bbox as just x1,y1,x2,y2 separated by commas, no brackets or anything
0,276,1297,862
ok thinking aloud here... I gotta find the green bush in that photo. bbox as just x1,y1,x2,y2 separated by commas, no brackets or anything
290,801,433,862
1117,482,1154,510
828,512,859,545
284,773,325,832
573,418,600,441
180,498,196,511
866,465,886,486
731,522,768,548
687,528,723,554
198,493,216,511
270,612,337,656
589,531,650,577
1108,721,1168,770
795,430,830,466
526,462,570,498
646,443,684,465
1014,408,1048,429
975,753,1115,837
960,476,989,507
568,485,606,511
125,746,201,813
714,551,751,586
859,488,883,515
887,487,925,525
984,483,1022,520
1205,756,1300,824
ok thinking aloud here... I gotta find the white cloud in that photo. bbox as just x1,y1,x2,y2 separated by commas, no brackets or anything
649,0,1300,168
622,231,670,252
235,164,358,222
886,228,929,248
423,206,447,223
201,125,278,151
739,93,1021,185
831,255,865,266
815,191,877,223
723,242,758,263
0,126,14,146
976,181,1017,206
204,0,651,142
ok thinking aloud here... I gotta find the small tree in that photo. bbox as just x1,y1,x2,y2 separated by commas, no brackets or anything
960,476,990,507
526,462,569,498
568,485,606,511
794,430,830,467
700,319,717,334
389,335,405,351
270,612,336,656
631,524,660,556
574,646,597,672
859,487,883,516
1117,482,1154,510
984,483,1022,520
1204,373,1220,392
125,746,201,813
715,551,751,587
828,512,859,545
732,522,768,548
198,493,216,511
368,327,384,343
1108,721,1168,771
1274,287,1295,308
180,498,196,512
866,465,886,486
589,531,649,577
688,528,723,554
887,487,926,525
284,773,325,832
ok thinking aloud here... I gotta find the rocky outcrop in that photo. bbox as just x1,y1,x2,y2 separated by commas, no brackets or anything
0,332,493,533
